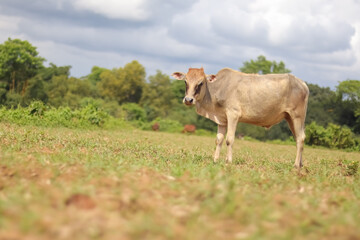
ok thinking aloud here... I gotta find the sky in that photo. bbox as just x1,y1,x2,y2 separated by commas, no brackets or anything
0,0,359,88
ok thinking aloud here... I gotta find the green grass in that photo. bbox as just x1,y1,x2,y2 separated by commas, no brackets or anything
0,123,359,240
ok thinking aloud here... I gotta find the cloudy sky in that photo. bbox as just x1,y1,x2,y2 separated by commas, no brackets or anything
0,0,359,88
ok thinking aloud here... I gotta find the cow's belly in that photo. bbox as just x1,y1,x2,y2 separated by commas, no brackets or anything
239,108,286,128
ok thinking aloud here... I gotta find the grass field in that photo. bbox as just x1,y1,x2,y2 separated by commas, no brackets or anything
0,122,359,240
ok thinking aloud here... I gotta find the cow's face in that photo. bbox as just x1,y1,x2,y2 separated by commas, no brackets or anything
172,68,216,106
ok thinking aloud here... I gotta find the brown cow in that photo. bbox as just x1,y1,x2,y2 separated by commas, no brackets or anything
182,124,196,133
152,122,160,131
172,67,309,168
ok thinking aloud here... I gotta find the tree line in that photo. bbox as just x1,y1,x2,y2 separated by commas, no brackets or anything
0,38,359,149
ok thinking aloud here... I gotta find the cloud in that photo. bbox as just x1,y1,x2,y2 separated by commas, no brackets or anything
0,0,359,88
211,4,269,47
72,0,149,21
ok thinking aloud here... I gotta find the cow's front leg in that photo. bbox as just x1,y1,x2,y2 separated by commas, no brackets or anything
214,125,226,163
225,114,238,163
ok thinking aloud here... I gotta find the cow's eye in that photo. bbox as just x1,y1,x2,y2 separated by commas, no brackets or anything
195,82,203,95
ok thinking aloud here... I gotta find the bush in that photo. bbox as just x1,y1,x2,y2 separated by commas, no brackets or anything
327,123,355,149
28,100,47,116
78,103,109,126
305,122,357,149
0,101,111,128
121,103,147,122
305,122,328,146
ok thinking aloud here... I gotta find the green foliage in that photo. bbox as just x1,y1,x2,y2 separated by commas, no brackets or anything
171,79,186,104
46,76,94,108
305,122,357,149
86,66,107,85
78,103,109,126
121,103,147,122
337,80,360,102
28,100,47,116
0,38,45,94
4,92,23,107
141,70,176,120
327,123,356,149
97,60,146,104
0,101,111,128
336,80,360,133
306,83,337,126
37,63,71,82
22,75,48,104
240,55,291,74
305,122,327,146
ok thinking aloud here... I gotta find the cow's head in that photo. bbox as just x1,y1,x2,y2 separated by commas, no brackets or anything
172,68,216,106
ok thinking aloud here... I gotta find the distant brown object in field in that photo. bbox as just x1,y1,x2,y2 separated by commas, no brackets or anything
237,133,245,140
65,193,96,210
152,122,160,131
182,124,196,133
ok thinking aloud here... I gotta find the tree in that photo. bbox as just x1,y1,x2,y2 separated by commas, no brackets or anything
38,63,71,82
306,83,337,126
86,66,107,85
21,64,74,106
0,38,45,95
140,70,176,120
336,80,360,133
97,61,146,104
240,55,291,74
46,75,94,108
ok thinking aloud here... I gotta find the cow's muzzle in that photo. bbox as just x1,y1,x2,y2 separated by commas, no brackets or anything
183,97,194,106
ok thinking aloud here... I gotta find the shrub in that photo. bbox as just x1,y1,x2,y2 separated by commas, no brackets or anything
327,123,355,149
305,122,357,149
0,101,112,128
78,104,109,126
305,122,329,146
121,103,146,122
28,100,47,116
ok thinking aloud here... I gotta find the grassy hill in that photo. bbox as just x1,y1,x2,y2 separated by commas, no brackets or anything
0,123,359,239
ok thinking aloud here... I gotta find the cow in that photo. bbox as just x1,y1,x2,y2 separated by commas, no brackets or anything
152,122,160,131
182,124,196,133
172,67,309,168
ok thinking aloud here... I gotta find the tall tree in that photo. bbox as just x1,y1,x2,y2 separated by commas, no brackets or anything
306,83,337,126
240,55,291,74
141,70,176,120
86,66,107,85
46,75,93,108
97,61,146,104
336,80,360,133
0,38,45,95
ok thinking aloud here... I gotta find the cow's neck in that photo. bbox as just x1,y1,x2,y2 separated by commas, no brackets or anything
195,82,224,125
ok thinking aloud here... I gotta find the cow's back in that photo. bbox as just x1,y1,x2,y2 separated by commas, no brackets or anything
207,68,309,127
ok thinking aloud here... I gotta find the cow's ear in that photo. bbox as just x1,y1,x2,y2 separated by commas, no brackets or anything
206,74,217,82
172,72,186,80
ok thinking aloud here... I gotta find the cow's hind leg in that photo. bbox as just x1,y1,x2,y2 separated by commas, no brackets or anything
214,125,226,163
286,115,306,168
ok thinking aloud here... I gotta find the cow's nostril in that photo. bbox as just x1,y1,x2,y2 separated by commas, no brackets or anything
185,97,193,103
